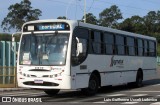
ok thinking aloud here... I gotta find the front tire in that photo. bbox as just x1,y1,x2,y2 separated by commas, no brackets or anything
81,74,99,96
44,89,60,96
135,72,143,87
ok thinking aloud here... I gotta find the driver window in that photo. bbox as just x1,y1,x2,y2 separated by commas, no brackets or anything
71,28,88,66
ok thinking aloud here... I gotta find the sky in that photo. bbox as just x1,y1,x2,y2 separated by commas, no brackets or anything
0,0,160,33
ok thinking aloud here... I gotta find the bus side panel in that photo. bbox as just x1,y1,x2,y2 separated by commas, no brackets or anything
121,71,137,84
101,72,122,86
76,74,90,89
71,54,156,89
143,58,157,80
71,64,89,89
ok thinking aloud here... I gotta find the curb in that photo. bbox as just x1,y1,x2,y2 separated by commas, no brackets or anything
0,88,30,92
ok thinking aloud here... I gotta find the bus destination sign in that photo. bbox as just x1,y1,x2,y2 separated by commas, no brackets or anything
38,24,65,30
23,22,70,32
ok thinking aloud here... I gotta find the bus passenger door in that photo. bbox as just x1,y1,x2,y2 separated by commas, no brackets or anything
71,28,89,89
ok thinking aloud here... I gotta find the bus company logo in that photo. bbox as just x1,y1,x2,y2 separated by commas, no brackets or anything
2,97,11,102
110,56,124,67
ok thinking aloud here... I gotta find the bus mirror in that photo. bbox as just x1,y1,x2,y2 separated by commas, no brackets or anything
77,43,83,56
11,32,21,54
76,37,83,56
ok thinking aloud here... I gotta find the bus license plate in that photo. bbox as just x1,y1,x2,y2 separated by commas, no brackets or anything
34,80,43,84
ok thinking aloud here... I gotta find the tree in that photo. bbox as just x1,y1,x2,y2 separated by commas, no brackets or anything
119,16,146,34
81,13,98,25
1,0,42,32
144,11,157,35
57,16,67,19
99,5,123,28
154,10,160,33
118,18,134,32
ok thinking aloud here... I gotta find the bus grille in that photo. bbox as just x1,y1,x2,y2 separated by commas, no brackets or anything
23,81,59,86
29,69,50,71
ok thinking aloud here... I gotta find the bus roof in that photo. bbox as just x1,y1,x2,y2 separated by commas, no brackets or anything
23,19,156,41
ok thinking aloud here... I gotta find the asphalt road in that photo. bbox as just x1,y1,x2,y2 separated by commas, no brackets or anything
1,68,160,105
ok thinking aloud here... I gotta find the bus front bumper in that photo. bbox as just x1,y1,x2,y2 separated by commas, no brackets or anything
17,74,73,90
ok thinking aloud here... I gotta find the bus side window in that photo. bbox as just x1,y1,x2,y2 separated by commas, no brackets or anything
149,41,156,57
127,37,135,56
137,39,143,56
154,42,157,56
92,31,101,54
144,40,149,56
104,33,114,55
115,35,125,55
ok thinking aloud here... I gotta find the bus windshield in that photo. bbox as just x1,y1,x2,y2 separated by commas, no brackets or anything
19,33,69,66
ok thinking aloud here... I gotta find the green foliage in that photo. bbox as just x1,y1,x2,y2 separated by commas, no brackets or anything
57,16,67,19
1,0,42,32
118,10,160,36
118,16,147,35
157,44,160,56
153,33,160,43
99,5,123,28
81,13,98,25
78,5,160,55
144,11,157,35
0,33,20,42
0,33,11,41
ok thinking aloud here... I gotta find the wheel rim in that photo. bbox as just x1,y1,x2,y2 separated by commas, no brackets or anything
89,79,97,90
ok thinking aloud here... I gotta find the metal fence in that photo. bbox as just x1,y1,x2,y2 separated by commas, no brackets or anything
0,66,17,88
0,41,19,88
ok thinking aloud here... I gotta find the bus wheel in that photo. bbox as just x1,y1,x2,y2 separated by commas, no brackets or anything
135,72,143,87
81,74,99,96
44,89,60,96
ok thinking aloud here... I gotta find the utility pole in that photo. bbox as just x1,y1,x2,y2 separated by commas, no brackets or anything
84,0,86,23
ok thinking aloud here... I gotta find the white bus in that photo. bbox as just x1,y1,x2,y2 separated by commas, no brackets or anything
17,19,157,96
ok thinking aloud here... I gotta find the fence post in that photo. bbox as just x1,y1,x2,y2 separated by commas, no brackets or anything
6,41,11,84
1,41,5,84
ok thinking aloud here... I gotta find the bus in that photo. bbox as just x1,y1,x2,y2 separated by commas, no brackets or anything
17,19,157,96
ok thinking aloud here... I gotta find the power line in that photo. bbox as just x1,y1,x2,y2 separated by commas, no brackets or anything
66,0,75,19
47,0,158,13
43,0,158,19
47,0,136,14
47,0,70,5
97,0,151,12
144,0,160,5
77,0,84,13
75,0,77,20
78,0,95,12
